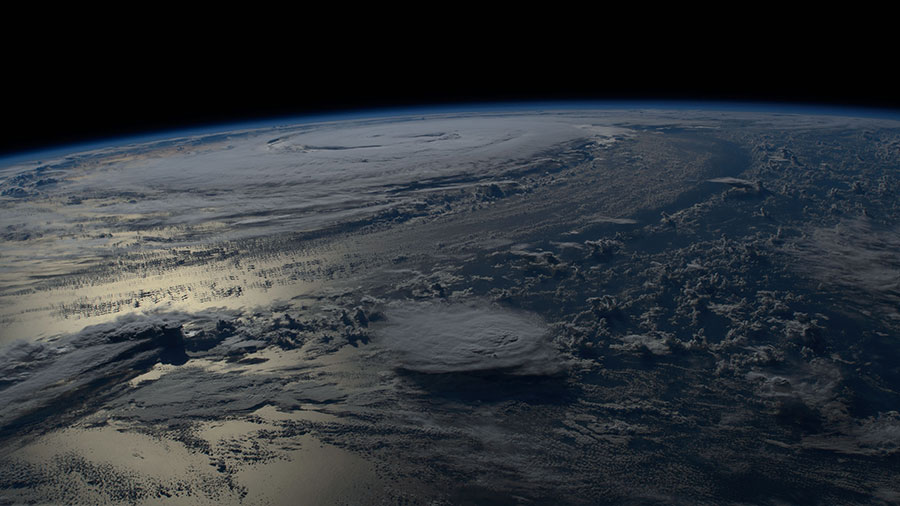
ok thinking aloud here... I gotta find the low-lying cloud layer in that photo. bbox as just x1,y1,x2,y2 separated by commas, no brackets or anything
790,219,900,320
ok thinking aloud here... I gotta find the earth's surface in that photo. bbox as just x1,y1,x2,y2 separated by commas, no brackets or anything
1,106,899,505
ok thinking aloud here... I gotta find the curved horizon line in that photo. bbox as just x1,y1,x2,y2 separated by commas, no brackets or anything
3,99,900,165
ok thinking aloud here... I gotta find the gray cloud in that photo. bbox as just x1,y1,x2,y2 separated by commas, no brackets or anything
788,219,900,320
0,311,225,438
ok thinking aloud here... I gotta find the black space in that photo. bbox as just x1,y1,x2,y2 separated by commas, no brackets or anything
3,35,897,157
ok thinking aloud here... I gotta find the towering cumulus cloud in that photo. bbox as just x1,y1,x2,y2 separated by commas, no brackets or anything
373,302,563,375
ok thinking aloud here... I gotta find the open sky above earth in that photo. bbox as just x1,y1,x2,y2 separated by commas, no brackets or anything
3,21,897,157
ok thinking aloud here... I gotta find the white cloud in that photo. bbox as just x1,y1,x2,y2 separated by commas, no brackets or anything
373,301,564,375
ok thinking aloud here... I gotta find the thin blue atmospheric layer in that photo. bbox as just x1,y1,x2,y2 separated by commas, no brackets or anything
3,99,900,168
